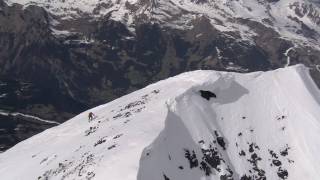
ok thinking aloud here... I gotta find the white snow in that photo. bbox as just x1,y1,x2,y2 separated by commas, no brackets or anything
0,109,60,125
1,65,320,179
10,112,60,125
225,65,249,72
284,46,296,67
139,64,320,179
51,28,71,36
316,65,320,73
195,33,203,38
0,93,7,98
0,110,9,116
215,47,222,60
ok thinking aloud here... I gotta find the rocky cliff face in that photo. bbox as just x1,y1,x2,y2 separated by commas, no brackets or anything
0,0,320,150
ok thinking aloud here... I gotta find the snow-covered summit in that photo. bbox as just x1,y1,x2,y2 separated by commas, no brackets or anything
1,64,320,179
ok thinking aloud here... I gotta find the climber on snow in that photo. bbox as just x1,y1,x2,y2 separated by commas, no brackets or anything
88,112,96,121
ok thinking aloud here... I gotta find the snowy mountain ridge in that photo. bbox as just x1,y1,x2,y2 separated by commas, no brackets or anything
4,0,320,46
1,64,320,179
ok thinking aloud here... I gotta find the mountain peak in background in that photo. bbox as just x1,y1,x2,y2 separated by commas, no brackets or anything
1,65,320,180
4,0,320,43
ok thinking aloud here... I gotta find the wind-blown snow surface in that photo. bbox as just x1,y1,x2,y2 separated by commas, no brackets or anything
1,65,320,180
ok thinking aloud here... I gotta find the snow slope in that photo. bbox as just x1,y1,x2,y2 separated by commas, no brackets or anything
1,64,320,179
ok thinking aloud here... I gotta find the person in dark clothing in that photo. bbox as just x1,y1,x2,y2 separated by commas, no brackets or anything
88,112,95,121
